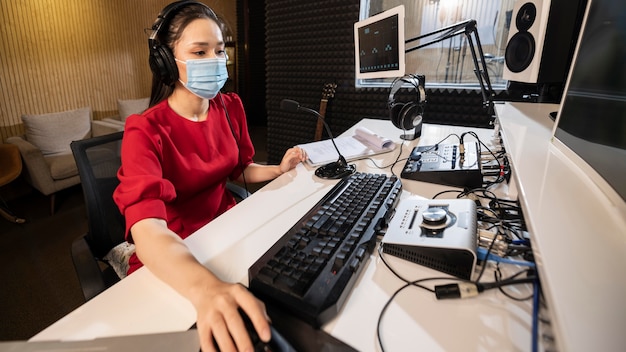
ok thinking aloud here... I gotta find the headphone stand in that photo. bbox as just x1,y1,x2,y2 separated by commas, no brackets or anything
400,125,422,141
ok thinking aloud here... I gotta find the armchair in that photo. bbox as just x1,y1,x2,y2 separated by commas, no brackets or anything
101,97,150,129
6,106,123,214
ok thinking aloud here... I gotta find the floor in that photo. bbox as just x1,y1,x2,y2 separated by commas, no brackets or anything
0,184,87,341
0,126,268,341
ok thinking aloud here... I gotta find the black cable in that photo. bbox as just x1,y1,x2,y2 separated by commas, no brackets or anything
353,138,409,177
377,244,456,351
376,279,433,352
425,133,462,150
456,130,508,188
431,189,464,199
494,266,534,301
479,275,535,291
219,93,249,195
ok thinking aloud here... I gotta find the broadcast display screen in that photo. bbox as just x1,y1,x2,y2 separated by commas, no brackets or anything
354,5,405,79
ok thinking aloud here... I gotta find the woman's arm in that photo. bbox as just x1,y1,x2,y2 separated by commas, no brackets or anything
236,146,307,183
130,218,270,352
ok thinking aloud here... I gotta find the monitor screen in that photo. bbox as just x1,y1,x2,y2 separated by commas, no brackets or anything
354,5,405,80
553,0,626,205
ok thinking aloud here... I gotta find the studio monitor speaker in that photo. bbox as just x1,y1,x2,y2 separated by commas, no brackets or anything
503,0,587,84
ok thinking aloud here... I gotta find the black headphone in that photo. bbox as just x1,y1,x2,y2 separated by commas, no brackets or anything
388,74,426,131
148,0,217,86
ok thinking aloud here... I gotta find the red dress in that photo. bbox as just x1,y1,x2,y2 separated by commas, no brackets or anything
113,93,254,274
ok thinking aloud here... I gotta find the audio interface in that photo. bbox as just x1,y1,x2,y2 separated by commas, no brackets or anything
382,198,478,280
400,142,482,188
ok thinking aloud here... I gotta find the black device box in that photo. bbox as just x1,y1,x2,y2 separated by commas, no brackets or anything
400,142,482,189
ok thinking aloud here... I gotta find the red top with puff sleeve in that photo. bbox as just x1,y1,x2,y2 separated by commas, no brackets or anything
113,93,254,274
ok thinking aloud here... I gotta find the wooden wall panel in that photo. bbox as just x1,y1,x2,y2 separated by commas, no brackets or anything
0,0,236,142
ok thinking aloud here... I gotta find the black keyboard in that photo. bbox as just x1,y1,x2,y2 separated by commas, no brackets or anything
248,172,402,327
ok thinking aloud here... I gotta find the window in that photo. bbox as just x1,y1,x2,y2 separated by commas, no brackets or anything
358,0,515,89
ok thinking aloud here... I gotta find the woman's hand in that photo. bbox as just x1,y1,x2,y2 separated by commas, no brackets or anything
235,146,306,183
193,282,270,352
131,219,271,352
279,146,307,173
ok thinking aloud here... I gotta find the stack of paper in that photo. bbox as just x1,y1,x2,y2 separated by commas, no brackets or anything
299,127,396,166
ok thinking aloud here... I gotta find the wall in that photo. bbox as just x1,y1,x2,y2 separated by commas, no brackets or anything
0,0,236,143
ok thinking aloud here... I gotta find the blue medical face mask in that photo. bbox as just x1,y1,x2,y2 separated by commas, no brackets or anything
176,57,228,99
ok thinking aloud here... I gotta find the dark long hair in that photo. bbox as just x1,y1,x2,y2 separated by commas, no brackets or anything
148,3,224,107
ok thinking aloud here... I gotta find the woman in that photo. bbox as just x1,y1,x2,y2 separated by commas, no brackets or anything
113,1,306,351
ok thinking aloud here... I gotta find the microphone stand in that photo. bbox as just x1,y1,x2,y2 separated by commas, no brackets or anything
280,99,356,179
405,19,495,116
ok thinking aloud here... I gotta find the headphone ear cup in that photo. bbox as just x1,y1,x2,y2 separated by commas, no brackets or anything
149,44,178,86
389,102,405,129
398,102,421,130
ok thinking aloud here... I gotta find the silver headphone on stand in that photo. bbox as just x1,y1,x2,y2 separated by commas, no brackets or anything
388,74,426,140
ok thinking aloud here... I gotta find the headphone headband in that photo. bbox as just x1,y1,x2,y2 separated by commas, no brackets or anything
148,0,217,85
388,74,426,107
150,0,216,44
388,74,427,134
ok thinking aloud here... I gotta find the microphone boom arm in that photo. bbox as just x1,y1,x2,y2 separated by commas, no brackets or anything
405,19,495,115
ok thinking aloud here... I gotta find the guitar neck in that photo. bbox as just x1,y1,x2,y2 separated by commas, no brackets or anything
314,99,329,141
318,99,329,118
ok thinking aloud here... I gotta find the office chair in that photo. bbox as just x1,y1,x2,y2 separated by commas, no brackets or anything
70,131,126,301
70,131,251,301
227,182,251,201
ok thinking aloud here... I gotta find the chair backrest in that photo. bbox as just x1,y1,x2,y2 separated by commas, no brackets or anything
70,131,125,259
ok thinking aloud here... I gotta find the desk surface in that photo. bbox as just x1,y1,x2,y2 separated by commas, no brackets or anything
496,102,626,352
32,118,537,351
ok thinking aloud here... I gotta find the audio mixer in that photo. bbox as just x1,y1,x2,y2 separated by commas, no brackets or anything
400,142,482,188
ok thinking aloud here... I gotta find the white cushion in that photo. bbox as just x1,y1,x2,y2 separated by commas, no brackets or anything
22,107,91,156
103,241,136,279
118,97,149,122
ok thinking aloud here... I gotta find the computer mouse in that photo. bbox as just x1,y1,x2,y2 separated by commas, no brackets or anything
212,309,296,352
265,324,297,352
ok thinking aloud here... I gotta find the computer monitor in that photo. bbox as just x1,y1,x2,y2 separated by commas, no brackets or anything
552,0,626,216
354,5,405,80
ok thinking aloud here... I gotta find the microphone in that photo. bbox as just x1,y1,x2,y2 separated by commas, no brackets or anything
280,99,356,179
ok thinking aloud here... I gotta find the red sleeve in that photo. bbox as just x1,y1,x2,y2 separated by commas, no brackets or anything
113,115,175,241
220,93,255,180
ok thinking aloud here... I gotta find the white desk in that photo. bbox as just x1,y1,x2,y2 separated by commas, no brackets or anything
32,119,537,351
495,102,626,352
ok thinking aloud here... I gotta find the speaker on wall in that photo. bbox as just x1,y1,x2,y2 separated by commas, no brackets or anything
503,0,587,84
